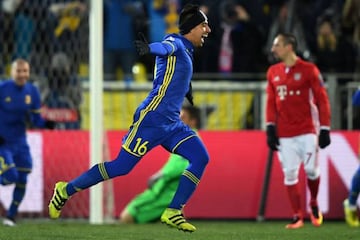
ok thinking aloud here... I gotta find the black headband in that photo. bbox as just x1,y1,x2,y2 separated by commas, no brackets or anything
179,10,208,35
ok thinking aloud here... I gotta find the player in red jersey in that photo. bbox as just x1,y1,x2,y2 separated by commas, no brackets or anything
265,33,331,229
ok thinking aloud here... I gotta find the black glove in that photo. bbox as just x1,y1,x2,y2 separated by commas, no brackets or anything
185,82,194,105
0,135,5,145
319,129,331,149
266,125,279,151
134,32,150,56
45,120,56,129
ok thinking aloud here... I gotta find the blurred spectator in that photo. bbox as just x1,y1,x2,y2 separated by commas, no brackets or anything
141,0,181,76
49,0,88,76
40,52,82,129
197,0,265,75
293,0,344,54
12,0,88,78
147,0,167,42
314,12,356,74
315,10,357,130
103,0,146,82
342,0,360,45
163,0,180,34
10,0,35,61
0,0,18,75
342,0,360,81
265,1,311,63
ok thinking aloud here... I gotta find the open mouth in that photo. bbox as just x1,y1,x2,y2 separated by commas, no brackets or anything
201,34,208,43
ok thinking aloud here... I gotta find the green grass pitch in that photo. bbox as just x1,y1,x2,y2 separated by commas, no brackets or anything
1,219,359,240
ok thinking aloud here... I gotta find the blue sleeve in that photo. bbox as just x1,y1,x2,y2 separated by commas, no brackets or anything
149,40,178,56
30,85,46,128
353,89,360,106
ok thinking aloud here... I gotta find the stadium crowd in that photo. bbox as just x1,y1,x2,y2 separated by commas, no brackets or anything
0,0,358,78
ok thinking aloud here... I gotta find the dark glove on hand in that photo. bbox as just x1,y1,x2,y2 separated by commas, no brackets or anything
0,135,5,145
134,32,150,56
319,129,331,149
185,83,194,105
45,120,56,130
266,125,279,151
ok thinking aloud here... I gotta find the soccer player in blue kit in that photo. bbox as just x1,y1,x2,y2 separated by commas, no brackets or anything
49,4,211,232
343,88,360,227
0,59,55,226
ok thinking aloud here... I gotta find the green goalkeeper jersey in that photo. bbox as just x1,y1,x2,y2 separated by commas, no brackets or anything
150,153,189,195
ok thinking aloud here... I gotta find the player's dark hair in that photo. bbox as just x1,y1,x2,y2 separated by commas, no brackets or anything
182,105,201,129
279,33,298,51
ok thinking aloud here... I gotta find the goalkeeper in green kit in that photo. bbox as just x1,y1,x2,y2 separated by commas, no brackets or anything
119,105,201,224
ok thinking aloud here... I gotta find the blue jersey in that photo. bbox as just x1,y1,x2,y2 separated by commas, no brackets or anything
0,80,46,142
137,34,193,121
122,34,198,157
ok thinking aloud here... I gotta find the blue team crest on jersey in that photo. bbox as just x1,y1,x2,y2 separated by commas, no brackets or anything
25,95,31,104
294,73,301,81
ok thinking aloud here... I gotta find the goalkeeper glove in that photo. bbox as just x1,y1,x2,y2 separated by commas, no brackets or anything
266,125,279,151
134,32,150,56
318,129,331,149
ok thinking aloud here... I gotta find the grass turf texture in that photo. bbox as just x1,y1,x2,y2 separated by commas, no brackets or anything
1,220,359,240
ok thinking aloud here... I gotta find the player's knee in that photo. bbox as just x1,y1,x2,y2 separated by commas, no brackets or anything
107,152,140,177
189,150,209,169
284,169,299,185
304,166,320,180
104,161,130,177
17,171,29,184
1,168,19,185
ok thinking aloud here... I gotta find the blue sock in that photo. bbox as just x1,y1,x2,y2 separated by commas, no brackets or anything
349,166,360,205
66,163,108,196
66,149,140,196
7,172,27,219
168,169,200,209
168,137,209,209
7,183,26,219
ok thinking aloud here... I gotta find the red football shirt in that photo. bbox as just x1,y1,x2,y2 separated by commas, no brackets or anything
266,58,331,137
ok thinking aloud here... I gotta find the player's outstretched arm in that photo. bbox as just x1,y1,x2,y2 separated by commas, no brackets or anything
134,32,178,57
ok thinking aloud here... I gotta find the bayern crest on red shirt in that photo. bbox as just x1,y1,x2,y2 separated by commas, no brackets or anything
294,73,301,81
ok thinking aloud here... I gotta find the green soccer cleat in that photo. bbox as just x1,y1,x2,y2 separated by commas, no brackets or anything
160,208,196,232
48,181,69,219
344,199,359,227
